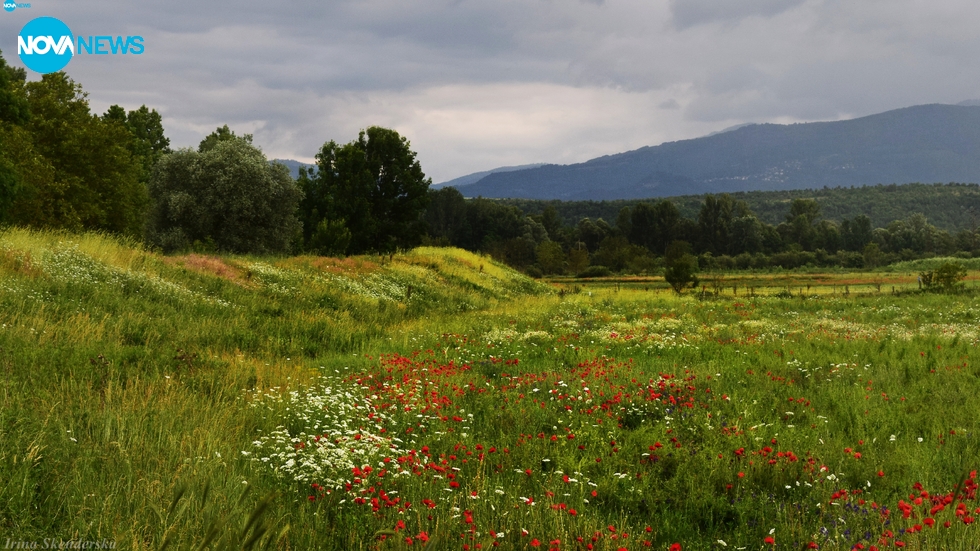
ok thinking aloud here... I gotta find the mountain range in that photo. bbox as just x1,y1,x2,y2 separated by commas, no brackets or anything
444,103,980,201
272,159,313,180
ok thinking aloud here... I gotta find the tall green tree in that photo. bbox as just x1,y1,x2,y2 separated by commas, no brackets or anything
780,198,822,250
0,50,29,126
8,72,145,235
0,51,30,222
103,104,171,183
424,187,469,247
300,127,431,254
698,194,735,255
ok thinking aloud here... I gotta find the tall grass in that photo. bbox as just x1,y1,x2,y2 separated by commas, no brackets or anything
1,228,978,549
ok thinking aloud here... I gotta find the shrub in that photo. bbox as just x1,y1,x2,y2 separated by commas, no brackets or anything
664,240,699,293
577,265,611,278
920,261,967,292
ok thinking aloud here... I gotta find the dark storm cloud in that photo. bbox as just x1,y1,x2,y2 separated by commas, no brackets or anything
668,0,808,29
2,0,980,181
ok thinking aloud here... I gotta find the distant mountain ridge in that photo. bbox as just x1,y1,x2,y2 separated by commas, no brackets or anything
434,163,546,188
271,159,313,180
450,104,980,200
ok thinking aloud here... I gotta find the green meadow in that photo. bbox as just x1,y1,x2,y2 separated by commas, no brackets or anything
1,228,978,550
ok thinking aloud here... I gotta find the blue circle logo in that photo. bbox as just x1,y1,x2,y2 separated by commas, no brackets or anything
18,17,74,74
3,1,16,12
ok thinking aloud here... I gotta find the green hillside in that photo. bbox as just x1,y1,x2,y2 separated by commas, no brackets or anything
0,228,545,545
503,182,980,232
3,229,979,550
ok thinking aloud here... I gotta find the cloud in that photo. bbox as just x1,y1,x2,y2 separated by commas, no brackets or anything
4,0,980,181
668,0,808,29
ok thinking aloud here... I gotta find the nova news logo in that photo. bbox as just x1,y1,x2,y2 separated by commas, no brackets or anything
17,16,144,74
4,1,32,13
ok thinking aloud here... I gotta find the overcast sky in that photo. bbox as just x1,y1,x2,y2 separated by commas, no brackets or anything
3,0,979,182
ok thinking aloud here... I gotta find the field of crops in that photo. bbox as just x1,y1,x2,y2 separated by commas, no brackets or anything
1,228,978,550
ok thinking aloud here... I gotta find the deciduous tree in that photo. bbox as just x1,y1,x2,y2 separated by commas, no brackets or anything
300,127,430,254
147,138,302,254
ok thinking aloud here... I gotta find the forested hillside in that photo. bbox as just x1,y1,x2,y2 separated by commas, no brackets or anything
452,104,980,200
501,183,980,233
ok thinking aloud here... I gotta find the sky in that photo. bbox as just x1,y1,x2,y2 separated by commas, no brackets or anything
2,0,979,183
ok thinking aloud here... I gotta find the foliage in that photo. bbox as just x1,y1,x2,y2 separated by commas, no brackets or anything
299,127,430,255
3,229,979,549
198,123,253,153
502,183,980,235
663,240,699,293
8,73,146,236
429,186,980,277
0,51,164,237
0,48,29,126
920,261,968,292
576,264,611,278
535,240,565,274
102,104,171,183
146,139,302,254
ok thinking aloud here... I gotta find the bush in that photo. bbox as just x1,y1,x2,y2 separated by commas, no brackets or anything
664,240,699,293
920,262,967,292
577,265,611,278
524,265,544,279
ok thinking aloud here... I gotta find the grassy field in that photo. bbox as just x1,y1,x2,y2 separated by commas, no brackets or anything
1,228,978,550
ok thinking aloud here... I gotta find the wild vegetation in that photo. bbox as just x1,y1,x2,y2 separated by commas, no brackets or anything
426,187,980,278
2,229,978,550
499,183,980,236
3,50,980,284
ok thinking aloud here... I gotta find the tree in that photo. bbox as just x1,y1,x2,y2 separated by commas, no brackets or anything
576,218,610,252
536,241,565,275
540,204,564,241
147,139,302,254
299,127,430,254
649,200,683,255
781,198,821,251
567,245,589,274
198,124,252,153
0,49,29,126
424,187,469,247
663,240,699,294
103,104,171,184
841,214,873,252
11,72,145,235
698,194,734,255
0,51,29,221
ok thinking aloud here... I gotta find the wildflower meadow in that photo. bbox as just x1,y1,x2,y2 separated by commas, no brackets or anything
1,228,978,550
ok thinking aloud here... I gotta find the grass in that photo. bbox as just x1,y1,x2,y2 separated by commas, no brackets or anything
1,227,979,550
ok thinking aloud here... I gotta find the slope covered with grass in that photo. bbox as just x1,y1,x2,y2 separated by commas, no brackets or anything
2,229,979,551
0,229,546,547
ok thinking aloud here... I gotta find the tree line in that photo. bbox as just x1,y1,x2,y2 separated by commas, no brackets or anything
424,186,980,277
0,52,428,256
499,182,980,234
